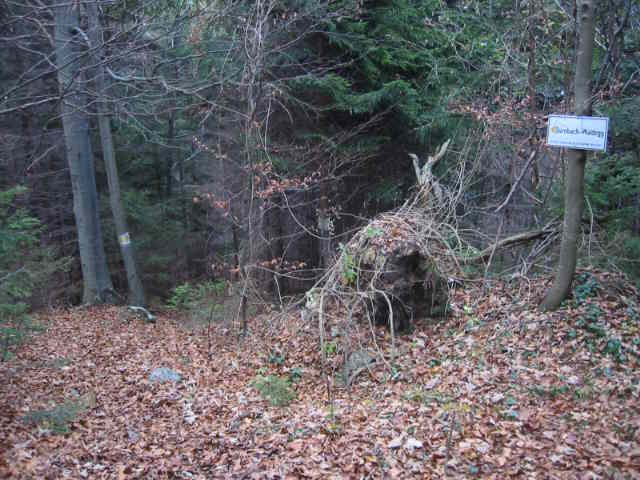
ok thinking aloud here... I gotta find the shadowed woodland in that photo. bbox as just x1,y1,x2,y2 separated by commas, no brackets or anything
1,0,639,478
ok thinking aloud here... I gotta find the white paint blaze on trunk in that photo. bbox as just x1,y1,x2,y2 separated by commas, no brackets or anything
87,3,145,307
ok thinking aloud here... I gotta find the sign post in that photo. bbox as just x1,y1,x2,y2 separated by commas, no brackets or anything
546,115,609,152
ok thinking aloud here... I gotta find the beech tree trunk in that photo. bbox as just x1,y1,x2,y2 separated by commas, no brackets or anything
540,0,596,311
87,4,145,307
54,3,113,304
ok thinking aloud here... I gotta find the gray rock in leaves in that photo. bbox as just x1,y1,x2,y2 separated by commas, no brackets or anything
344,349,375,385
149,367,182,384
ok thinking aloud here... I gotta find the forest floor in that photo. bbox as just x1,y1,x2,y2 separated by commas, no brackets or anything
1,269,639,479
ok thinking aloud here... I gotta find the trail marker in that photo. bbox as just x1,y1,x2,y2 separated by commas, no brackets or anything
547,115,609,152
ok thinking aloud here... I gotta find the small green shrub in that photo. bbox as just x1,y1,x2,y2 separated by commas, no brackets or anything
167,282,195,309
322,340,338,357
267,351,285,365
570,301,631,363
530,385,569,399
603,338,625,362
574,273,600,304
21,399,86,434
167,280,225,310
1,187,69,361
251,375,295,407
338,243,357,285
288,367,303,383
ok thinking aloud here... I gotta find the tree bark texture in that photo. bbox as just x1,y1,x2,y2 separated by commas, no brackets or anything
528,0,537,115
54,4,113,304
87,4,145,307
528,0,540,190
318,192,332,271
540,0,596,311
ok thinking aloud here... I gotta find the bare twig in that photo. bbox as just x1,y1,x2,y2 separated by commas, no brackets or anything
495,149,538,213
483,215,504,292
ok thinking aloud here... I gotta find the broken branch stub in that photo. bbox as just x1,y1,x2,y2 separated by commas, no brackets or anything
409,139,450,206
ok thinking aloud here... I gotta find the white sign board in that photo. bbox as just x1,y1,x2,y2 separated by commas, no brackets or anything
547,115,609,152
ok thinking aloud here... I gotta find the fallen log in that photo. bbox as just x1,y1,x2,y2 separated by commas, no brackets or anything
465,225,560,263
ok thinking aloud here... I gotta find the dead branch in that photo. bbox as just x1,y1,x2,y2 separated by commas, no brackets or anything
466,224,560,263
409,139,451,205
495,149,538,213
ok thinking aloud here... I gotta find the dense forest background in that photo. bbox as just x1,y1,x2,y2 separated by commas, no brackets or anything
1,0,639,319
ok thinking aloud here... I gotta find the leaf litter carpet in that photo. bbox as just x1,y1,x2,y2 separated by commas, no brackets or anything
1,271,639,479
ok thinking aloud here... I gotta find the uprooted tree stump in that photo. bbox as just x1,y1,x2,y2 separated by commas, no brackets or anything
309,140,465,336
314,206,462,334
310,137,560,336
309,140,561,379
367,241,449,331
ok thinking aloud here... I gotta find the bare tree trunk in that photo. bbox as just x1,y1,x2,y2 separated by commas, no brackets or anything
528,0,540,191
54,3,112,304
318,191,332,272
540,0,595,311
166,111,175,198
528,0,537,116
563,0,577,112
87,4,145,307
238,0,273,335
